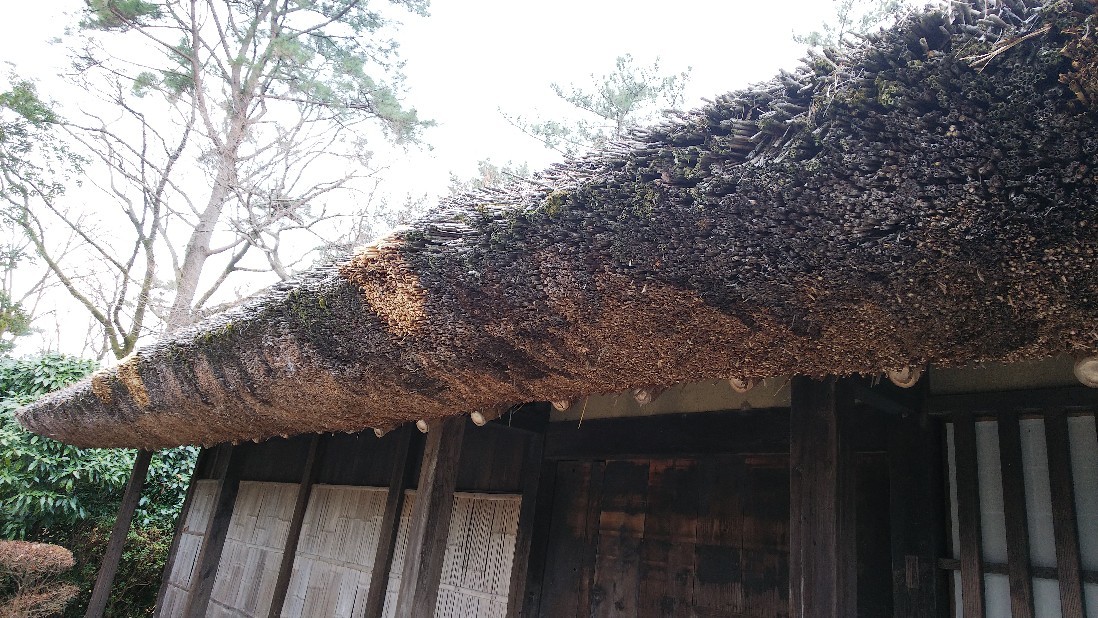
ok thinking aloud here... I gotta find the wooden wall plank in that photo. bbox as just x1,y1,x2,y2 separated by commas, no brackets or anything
546,409,790,460
788,376,855,618
518,458,557,617
639,459,700,617
856,453,893,617
887,403,947,618
694,455,746,616
267,435,323,618
535,461,599,617
364,426,415,618
745,459,791,616
591,459,649,617
931,387,1098,416
506,429,546,617
393,415,466,615
154,448,209,616
997,414,1035,618
85,449,154,618
1045,407,1087,618
181,444,243,618
953,411,985,618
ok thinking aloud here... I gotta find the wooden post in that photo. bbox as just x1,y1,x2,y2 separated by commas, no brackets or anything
886,381,947,618
1045,408,1087,618
85,449,154,618
363,426,415,618
181,444,243,618
789,376,856,618
153,448,210,616
393,415,466,616
506,404,549,617
267,435,323,618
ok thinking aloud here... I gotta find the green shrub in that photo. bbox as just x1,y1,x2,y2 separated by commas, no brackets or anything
0,354,196,616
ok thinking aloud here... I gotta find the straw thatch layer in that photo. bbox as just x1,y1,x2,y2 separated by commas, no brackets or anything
18,0,1098,448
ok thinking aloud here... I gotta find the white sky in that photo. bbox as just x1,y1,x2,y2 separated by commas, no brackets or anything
0,0,833,357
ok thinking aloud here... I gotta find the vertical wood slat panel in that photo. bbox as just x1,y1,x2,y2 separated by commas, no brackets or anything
208,482,300,617
267,435,322,618
1045,407,1087,618
381,492,417,617
997,413,1035,618
281,485,387,617
154,448,209,616
364,427,415,618
953,411,985,618
182,445,243,618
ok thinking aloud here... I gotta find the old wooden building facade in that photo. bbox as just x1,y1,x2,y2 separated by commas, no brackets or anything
131,365,1098,617
17,0,1098,615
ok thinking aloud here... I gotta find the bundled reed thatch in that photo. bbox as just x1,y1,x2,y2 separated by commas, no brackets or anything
18,0,1098,448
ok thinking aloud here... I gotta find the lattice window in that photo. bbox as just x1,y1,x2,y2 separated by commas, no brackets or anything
945,410,1098,617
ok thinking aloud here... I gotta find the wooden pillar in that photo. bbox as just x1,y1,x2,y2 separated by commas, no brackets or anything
363,426,416,618
267,435,324,618
393,415,466,616
886,382,947,618
85,449,154,618
789,376,856,618
153,448,210,616
181,443,243,618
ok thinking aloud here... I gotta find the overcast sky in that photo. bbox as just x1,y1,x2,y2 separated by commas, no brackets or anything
0,0,832,194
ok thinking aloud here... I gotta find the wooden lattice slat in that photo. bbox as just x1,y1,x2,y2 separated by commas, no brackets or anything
382,492,520,618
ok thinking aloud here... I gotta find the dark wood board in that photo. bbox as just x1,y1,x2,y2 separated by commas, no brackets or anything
952,411,985,618
997,413,1035,618
1045,407,1087,618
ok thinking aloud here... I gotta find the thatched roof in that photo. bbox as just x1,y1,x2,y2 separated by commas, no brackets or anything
18,0,1098,449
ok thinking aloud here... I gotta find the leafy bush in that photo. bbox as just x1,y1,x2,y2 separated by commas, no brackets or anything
0,354,197,616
